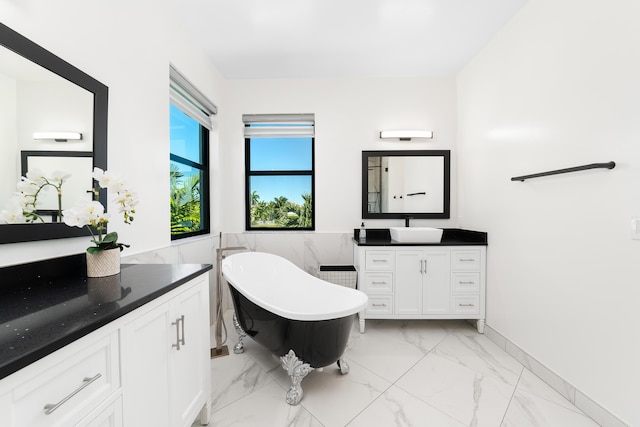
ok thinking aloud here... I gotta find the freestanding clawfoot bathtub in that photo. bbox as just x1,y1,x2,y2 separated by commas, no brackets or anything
221,251,368,405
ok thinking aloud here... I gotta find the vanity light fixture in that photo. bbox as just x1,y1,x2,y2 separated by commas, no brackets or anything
379,130,434,141
33,132,83,142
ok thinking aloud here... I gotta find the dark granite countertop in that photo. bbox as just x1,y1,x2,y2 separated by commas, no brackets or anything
0,254,212,380
353,228,488,246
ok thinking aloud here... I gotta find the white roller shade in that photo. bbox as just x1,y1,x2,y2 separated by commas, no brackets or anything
170,64,217,130
242,113,315,138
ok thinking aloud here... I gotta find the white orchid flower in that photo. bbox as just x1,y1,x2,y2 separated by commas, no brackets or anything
0,199,26,224
50,170,72,185
92,167,119,189
62,206,84,227
16,177,39,195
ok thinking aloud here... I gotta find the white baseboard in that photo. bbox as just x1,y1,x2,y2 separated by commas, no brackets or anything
483,324,628,427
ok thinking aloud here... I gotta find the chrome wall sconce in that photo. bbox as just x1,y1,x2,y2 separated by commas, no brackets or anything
379,130,434,141
33,132,83,142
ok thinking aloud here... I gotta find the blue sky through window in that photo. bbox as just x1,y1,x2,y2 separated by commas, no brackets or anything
170,103,201,163
249,135,312,205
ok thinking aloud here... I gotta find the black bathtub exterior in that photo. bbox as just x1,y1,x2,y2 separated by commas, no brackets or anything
228,284,353,368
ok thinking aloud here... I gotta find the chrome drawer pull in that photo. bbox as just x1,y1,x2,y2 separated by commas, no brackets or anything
459,281,475,285
371,281,387,285
459,303,475,307
459,258,476,262
372,259,387,263
372,303,387,307
44,373,102,415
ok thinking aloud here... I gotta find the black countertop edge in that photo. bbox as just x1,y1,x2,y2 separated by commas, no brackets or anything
353,227,488,246
0,260,212,380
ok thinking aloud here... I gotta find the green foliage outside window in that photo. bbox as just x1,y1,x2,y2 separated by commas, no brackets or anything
250,191,312,228
170,164,201,234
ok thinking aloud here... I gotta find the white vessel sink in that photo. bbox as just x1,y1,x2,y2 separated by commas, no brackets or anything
389,227,443,243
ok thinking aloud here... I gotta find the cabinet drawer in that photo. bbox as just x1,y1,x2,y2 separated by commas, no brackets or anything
364,272,393,294
13,333,119,427
365,296,393,315
452,250,481,270
365,251,394,270
451,273,480,293
76,395,122,427
452,295,480,314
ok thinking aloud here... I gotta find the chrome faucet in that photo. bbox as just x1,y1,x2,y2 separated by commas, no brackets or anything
404,215,413,227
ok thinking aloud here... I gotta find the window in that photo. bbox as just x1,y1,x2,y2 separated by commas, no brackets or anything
169,65,216,240
244,114,315,230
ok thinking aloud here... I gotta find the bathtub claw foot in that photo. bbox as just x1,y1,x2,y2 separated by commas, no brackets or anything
232,312,246,354
280,350,313,405
337,358,350,375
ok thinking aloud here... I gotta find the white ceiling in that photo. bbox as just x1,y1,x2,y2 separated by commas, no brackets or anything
170,0,528,80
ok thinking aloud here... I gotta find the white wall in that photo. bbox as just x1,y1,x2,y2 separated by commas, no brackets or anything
457,0,640,424
0,0,224,266
17,80,93,152
220,77,458,233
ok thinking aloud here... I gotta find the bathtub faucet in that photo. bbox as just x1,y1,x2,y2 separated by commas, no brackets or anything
217,246,249,260
213,241,250,358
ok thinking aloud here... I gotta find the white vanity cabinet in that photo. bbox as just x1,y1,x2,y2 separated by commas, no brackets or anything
0,271,211,427
120,275,211,427
0,331,121,427
354,245,486,333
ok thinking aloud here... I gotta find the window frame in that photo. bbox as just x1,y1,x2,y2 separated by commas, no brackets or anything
170,116,210,240
169,65,215,241
244,124,315,231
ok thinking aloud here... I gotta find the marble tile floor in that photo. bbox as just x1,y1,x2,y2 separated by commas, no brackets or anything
197,311,600,427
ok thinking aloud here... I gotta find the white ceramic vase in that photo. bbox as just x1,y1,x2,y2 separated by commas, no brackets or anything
86,248,121,277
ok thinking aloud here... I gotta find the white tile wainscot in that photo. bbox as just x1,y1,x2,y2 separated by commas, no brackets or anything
354,244,486,334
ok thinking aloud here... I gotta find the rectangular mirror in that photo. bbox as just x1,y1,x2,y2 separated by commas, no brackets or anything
362,150,450,219
0,22,108,244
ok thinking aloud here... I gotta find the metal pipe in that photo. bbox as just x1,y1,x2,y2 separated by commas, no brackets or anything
213,232,248,356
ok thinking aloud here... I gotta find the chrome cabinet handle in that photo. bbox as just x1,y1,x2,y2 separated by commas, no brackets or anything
372,303,387,307
423,259,427,274
180,314,186,346
419,260,423,274
371,281,387,285
172,314,185,350
459,258,476,262
44,373,102,415
459,303,475,307
459,281,475,285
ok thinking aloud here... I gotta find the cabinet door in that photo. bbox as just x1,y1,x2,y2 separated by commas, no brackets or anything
395,251,422,315
422,250,451,314
169,279,210,427
121,303,172,427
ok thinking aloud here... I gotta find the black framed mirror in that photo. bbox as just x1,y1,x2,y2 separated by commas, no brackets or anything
0,22,108,244
362,150,450,220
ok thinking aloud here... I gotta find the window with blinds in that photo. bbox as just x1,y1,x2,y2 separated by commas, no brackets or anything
169,65,216,239
243,114,315,230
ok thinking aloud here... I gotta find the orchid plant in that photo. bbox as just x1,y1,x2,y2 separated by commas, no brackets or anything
0,169,70,224
62,167,138,254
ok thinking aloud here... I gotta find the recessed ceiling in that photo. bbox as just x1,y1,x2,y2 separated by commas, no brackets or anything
170,0,528,80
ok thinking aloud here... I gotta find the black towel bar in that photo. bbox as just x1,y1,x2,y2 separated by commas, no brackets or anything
511,161,615,182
